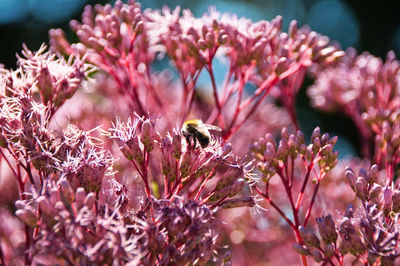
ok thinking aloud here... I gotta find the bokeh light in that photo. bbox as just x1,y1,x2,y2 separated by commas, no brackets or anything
0,0,85,25
27,0,84,24
0,0,29,24
305,0,360,48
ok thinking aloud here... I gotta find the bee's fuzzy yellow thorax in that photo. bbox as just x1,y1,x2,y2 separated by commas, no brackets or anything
183,119,202,126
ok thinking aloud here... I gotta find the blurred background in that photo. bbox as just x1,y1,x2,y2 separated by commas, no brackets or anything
1,0,399,157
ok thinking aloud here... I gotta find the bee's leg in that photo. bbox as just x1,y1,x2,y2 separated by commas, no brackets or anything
185,134,194,149
192,135,197,149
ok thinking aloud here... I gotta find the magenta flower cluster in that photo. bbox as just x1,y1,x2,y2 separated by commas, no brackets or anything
1,0,400,265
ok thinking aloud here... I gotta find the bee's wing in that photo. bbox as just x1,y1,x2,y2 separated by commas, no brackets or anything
203,124,222,131
194,126,212,138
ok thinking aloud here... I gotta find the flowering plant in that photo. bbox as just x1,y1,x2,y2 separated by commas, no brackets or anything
1,1,400,265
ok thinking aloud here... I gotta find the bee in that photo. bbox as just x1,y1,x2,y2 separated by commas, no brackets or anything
182,119,221,148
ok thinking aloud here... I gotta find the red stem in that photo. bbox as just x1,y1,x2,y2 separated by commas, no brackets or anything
194,169,216,201
223,61,308,140
278,168,301,229
304,174,324,226
163,174,169,197
295,158,315,210
223,82,274,141
254,185,295,228
0,149,25,200
207,63,224,127
225,71,246,133
130,153,154,219
181,69,203,124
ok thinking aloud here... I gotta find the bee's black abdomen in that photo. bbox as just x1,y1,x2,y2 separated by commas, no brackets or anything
195,132,210,148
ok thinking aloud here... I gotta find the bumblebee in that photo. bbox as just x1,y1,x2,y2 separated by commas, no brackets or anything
182,119,221,148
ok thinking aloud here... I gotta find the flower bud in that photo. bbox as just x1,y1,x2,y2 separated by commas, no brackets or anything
60,179,75,203
344,204,354,218
161,156,172,177
172,131,182,160
292,243,310,256
127,137,143,164
358,168,367,180
75,187,87,209
134,20,144,34
355,177,367,200
218,34,228,45
339,239,352,255
299,226,320,248
320,144,333,157
15,200,25,209
312,137,321,154
50,186,61,205
316,214,338,244
141,120,155,153
205,32,215,47
276,140,289,160
299,143,307,155
368,183,381,202
272,15,282,31
221,143,232,157
311,250,323,263
37,65,53,105
16,208,38,227
392,190,400,212
208,179,245,203
367,164,379,184
345,168,356,190
288,134,297,154
198,39,207,50
320,133,330,146
120,144,133,161
328,135,338,146
221,197,255,209
275,57,288,76
324,243,335,258
383,187,393,214
305,145,314,161
296,130,305,145
264,142,276,160
375,134,385,148
83,192,96,209
288,20,298,39
349,235,365,256
180,151,192,178
215,168,241,190
265,133,277,148
37,196,54,217
193,162,216,178
311,127,321,142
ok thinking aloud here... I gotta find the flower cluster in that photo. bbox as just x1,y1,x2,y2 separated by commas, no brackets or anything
308,49,400,171
3,0,400,265
0,45,92,189
250,127,338,263
15,179,143,265
137,198,222,265
296,165,400,265
14,177,228,265
110,116,254,209
304,23,400,266
50,0,343,141
0,22,254,265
